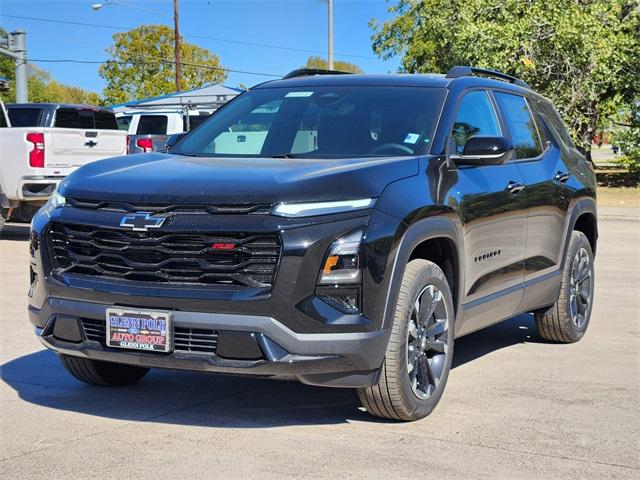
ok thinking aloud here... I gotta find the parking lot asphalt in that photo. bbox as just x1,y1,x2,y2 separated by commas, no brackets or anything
1,211,638,479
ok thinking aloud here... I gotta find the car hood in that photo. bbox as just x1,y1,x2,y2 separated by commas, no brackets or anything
59,153,419,205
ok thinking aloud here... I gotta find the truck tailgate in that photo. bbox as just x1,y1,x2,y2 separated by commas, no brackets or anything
46,128,127,167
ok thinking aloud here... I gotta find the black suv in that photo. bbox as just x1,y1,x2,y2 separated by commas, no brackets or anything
29,67,597,421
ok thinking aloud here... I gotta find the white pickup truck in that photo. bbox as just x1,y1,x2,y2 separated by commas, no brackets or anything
0,103,127,226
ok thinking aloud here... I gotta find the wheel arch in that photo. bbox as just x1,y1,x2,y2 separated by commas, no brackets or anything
382,216,464,332
563,197,598,264
573,210,597,255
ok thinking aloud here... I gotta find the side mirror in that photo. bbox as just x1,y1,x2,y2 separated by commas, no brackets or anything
455,136,513,166
165,133,187,152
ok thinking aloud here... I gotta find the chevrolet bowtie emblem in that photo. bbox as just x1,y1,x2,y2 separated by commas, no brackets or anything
120,213,167,232
84,140,98,148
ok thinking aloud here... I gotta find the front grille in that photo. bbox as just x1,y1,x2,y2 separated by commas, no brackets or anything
81,317,105,342
80,318,218,355
47,222,281,289
66,197,273,215
174,327,218,353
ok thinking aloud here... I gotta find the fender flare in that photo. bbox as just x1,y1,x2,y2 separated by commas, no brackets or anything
381,216,465,332
559,197,598,269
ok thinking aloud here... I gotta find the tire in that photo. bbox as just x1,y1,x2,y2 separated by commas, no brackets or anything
535,231,594,343
0,214,4,234
60,354,149,386
357,259,455,421
9,202,39,223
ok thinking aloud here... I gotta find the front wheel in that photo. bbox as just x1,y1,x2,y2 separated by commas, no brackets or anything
60,354,149,386
357,259,455,421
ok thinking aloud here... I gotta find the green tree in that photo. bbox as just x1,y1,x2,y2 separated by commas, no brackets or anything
612,105,640,172
99,24,227,104
371,0,640,161
303,56,364,73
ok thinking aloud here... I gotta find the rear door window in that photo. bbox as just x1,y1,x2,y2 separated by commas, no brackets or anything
55,108,95,129
493,92,543,159
136,115,168,135
451,90,501,154
94,110,119,130
7,107,44,127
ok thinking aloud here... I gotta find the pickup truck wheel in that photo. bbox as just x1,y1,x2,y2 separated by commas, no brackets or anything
535,231,594,343
60,354,149,386
357,259,454,421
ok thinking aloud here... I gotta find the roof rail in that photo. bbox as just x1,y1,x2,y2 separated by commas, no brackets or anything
445,66,529,88
282,68,354,80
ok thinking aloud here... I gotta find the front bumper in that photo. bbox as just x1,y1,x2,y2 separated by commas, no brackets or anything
28,205,403,387
32,297,387,387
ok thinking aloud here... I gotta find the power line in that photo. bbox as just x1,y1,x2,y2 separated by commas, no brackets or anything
188,35,375,60
27,57,283,78
0,13,376,61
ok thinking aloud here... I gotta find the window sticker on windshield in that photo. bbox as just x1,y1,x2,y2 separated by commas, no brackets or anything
404,133,420,144
285,91,314,98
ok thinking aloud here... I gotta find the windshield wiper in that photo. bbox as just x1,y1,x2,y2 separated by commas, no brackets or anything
173,151,201,157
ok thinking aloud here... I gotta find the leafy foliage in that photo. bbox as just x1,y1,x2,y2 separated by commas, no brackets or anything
303,56,363,73
371,0,640,160
99,25,227,104
612,106,640,172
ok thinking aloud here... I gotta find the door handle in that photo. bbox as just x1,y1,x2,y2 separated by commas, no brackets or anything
506,181,525,195
554,171,570,183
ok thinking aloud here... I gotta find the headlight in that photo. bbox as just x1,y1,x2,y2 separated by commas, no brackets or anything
272,198,375,218
49,190,66,209
318,229,363,285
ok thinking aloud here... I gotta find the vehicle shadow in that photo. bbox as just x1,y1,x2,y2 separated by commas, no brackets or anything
0,223,30,241
1,313,540,427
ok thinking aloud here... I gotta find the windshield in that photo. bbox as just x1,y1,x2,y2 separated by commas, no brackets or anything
173,85,446,158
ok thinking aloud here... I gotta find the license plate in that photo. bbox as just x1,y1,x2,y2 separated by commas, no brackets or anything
106,308,172,352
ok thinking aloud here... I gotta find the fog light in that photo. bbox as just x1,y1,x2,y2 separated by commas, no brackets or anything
317,286,361,314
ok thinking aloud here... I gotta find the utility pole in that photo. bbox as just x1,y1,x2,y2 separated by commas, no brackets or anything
174,0,181,91
0,30,28,102
327,0,334,70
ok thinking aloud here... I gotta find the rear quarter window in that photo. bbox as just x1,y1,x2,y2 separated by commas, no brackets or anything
55,108,95,129
7,108,44,127
183,113,210,131
94,110,119,130
136,115,168,135
116,115,132,131
533,99,576,150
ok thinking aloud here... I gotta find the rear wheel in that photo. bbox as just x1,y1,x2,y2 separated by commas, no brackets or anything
357,259,455,421
60,354,149,386
535,231,594,343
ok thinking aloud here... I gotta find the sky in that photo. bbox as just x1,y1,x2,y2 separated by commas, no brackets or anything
0,0,402,97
